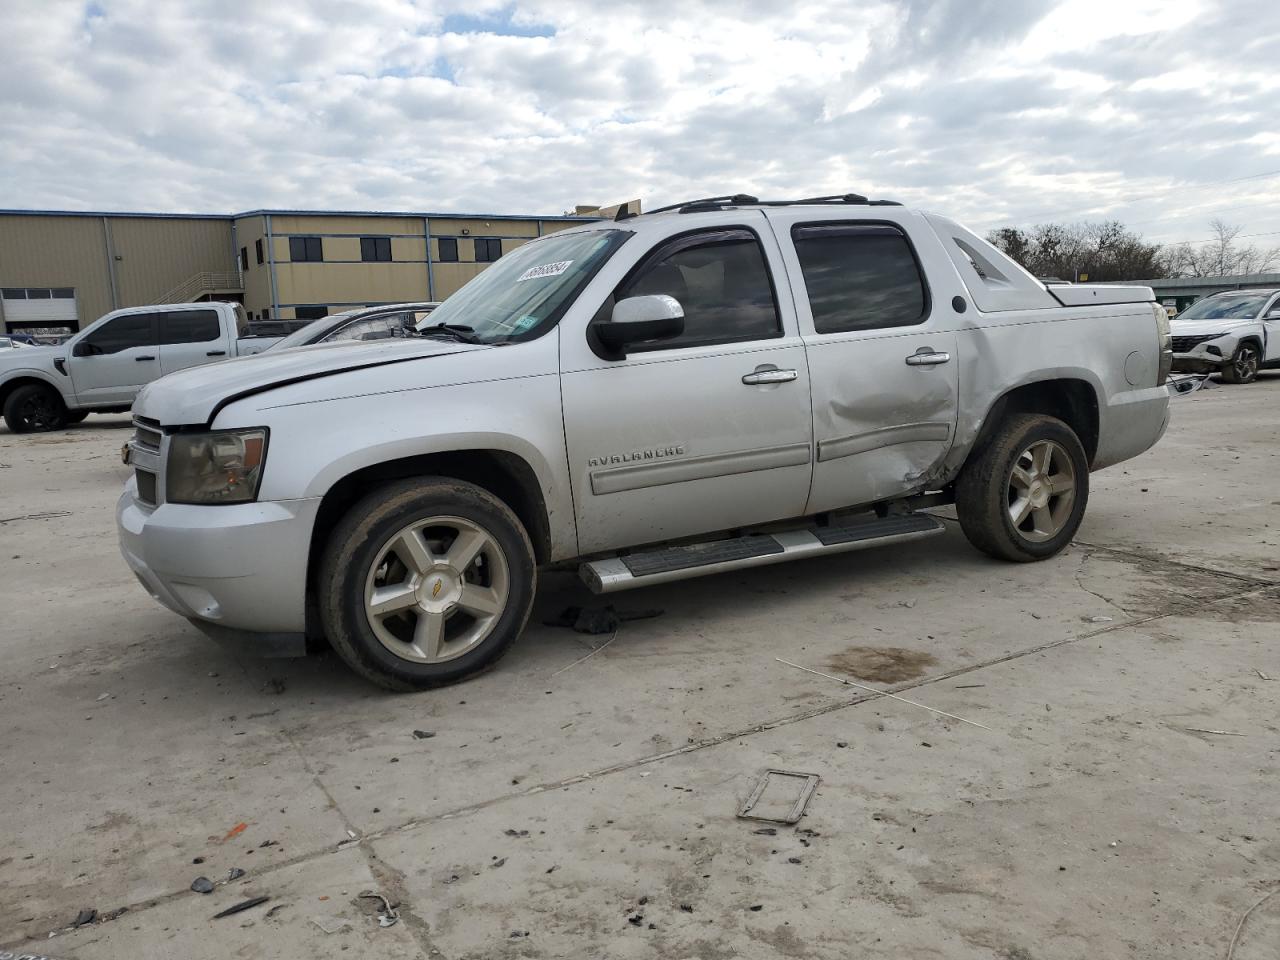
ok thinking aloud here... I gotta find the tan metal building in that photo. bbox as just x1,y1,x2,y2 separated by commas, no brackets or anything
0,207,600,335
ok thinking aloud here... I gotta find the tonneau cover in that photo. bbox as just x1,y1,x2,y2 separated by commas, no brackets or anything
1048,284,1154,307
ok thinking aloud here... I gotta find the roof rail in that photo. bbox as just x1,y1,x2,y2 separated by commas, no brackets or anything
636,193,903,218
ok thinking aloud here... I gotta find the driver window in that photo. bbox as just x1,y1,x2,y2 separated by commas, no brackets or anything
82,313,155,354
617,229,780,350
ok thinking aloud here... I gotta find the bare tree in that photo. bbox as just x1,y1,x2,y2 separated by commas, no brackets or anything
1158,219,1280,278
985,220,1163,281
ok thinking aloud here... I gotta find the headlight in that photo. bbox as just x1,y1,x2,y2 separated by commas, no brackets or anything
166,428,268,504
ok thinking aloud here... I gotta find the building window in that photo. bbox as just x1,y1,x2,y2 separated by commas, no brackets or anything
27,289,52,299
474,238,502,262
360,237,393,262
289,236,324,262
1,288,27,299
438,237,459,262
255,238,265,265
294,306,328,321
240,247,249,271
261,307,270,320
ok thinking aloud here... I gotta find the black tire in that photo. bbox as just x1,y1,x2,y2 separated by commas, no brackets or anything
3,383,68,433
318,478,536,691
1219,341,1260,384
955,413,1089,563
65,410,90,424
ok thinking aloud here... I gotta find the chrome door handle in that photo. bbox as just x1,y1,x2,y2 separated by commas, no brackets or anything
905,351,950,366
742,366,798,385
135,355,156,361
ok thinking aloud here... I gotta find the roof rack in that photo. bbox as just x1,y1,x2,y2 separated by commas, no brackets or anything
635,193,902,217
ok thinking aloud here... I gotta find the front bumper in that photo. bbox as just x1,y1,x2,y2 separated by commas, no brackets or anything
1171,354,1226,374
116,478,321,641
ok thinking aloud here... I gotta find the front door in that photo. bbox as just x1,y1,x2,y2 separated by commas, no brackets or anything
764,213,961,514
68,311,159,405
158,308,227,375
1263,294,1280,363
560,218,814,554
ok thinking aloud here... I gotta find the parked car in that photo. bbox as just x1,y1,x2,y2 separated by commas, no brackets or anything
0,335,26,350
268,303,439,351
1170,288,1280,384
0,302,280,432
118,193,1172,690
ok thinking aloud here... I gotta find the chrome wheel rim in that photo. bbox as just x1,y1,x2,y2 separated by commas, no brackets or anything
362,515,510,664
1007,440,1076,544
1235,346,1258,380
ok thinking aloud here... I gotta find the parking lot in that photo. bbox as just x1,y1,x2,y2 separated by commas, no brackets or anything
1,377,1277,959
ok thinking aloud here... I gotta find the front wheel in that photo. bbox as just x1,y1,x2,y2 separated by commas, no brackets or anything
1220,342,1260,384
318,478,536,690
955,413,1089,563
3,383,68,433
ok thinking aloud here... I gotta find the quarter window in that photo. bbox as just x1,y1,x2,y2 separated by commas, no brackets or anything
161,309,220,344
437,237,459,262
474,238,502,262
618,228,780,349
289,236,324,262
360,237,392,262
82,313,155,354
791,223,928,333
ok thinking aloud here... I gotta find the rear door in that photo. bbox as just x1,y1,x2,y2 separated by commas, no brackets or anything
765,211,961,514
158,307,227,375
560,214,814,553
68,311,159,405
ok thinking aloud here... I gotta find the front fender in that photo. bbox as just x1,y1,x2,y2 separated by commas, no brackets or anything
0,366,71,402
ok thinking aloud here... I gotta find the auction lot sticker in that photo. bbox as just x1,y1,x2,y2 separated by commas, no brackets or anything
516,260,573,282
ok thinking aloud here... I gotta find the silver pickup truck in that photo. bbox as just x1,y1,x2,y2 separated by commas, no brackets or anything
0,302,277,432
118,194,1172,690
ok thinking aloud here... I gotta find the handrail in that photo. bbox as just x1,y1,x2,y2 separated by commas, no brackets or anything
151,271,243,304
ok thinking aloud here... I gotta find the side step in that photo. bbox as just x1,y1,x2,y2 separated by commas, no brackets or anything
579,513,945,594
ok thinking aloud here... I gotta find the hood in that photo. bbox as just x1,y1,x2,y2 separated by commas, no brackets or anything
0,343,60,368
1170,315,1258,335
134,337,486,426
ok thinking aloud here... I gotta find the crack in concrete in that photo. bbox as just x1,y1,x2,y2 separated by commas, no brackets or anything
8,575,1276,953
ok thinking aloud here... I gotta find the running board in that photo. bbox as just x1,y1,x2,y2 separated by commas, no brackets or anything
579,513,946,594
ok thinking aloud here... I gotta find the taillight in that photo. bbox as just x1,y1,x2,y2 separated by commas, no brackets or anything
1153,303,1172,386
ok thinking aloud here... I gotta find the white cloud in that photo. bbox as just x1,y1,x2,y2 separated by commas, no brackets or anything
0,0,1278,248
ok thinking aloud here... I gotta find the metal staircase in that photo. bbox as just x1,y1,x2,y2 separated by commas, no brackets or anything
150,271,243,305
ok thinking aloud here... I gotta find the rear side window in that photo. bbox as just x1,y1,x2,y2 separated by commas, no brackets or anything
161,309,220,344
620,228,780,349
83,313,155,354
792,223,928,333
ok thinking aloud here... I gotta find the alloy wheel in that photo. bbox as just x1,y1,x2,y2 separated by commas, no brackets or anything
1235,345,1259,381
362,515,510,664
1007,439,1077,543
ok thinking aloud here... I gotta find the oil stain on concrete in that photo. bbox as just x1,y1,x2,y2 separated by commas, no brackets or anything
826,645,938,683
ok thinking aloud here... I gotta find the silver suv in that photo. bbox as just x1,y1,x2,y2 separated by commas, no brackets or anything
118,194,1172,689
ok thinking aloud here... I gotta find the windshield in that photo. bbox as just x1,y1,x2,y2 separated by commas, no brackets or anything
1177,292,1270,321
418,229,630,342
272,309,361,350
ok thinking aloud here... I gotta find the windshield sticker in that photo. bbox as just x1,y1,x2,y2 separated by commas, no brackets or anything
516,260,573,282
511,315,540,333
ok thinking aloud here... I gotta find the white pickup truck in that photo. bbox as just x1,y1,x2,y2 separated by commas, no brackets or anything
0,302,277,432
118,194,1173,690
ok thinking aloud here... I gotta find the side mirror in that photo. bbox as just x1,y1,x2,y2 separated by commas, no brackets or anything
71,340,93,357
592,295,685,357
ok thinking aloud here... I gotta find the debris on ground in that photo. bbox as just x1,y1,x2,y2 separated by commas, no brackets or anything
737,769,820,825
190,877,215,894
504,828,529,837
227,867,246,881
310,916,352,934
1255,669,1274,681
412,730,436,739
1084,615,1114,623
73,908,97,927
264,903,287,919
219,821,248,843
98,906,129,923
358,890,400,927
212,895,270,919
543,604,663,635
1176,726,1246,737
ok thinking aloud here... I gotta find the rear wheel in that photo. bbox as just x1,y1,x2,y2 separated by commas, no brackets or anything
3,383,68,433
319,478,536,690
1220,342,1260,384
955,413,1089,562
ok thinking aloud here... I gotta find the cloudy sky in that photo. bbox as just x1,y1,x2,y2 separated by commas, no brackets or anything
2,0,1278,249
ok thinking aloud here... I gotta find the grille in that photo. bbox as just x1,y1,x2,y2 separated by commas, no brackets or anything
132,416,162,452
135,469,158,505
1171,334,1216,353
